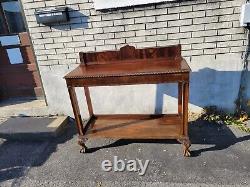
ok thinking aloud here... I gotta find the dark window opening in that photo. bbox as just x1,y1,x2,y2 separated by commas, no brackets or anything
0,0,26,35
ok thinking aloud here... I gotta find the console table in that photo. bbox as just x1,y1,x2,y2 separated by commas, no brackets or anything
64,44,191,156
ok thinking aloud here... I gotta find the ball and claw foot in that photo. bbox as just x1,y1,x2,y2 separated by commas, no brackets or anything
178,138,191,157
78,138,87,154
183,147,191,157
80,146,87,153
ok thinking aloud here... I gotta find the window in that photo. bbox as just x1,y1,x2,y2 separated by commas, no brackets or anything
7,48,23,64
0,35,23,64
0,1,25,65
0,35,20,46
0,0,26,35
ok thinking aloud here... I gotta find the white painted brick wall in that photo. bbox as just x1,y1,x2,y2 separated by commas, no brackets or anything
20,0,247,66
20,0,248,115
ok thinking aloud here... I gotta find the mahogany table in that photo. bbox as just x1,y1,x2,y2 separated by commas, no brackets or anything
64,44,191,156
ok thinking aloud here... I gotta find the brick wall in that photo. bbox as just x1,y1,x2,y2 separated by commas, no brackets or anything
20,0,248,116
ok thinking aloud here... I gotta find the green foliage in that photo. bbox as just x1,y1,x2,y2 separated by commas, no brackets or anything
201,106,250,133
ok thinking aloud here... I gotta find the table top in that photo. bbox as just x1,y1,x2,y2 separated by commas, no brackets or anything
64,58,191,79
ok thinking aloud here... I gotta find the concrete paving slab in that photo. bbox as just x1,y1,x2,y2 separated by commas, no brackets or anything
0,120,249,187
0,116,68,141
0,99,50,117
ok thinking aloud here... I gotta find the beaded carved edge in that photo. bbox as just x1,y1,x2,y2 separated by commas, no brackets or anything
65,69,190,79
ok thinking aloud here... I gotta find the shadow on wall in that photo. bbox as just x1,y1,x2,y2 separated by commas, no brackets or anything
155,68,250,113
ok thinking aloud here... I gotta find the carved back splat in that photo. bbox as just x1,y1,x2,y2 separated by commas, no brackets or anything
79,44,181,65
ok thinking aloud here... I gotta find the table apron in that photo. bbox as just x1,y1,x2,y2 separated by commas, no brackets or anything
66,73,189,87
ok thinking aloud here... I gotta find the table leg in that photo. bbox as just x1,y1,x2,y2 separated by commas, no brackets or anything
84,86,94,116
68,86,87,153
178,82,183,115
180,82,191,157
183,82,189,137
178,82,183,137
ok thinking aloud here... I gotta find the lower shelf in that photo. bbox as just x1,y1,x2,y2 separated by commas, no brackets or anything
83,114,183,139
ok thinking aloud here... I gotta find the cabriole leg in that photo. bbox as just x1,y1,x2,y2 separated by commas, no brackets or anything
68,86,86,153
179,82,191,157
